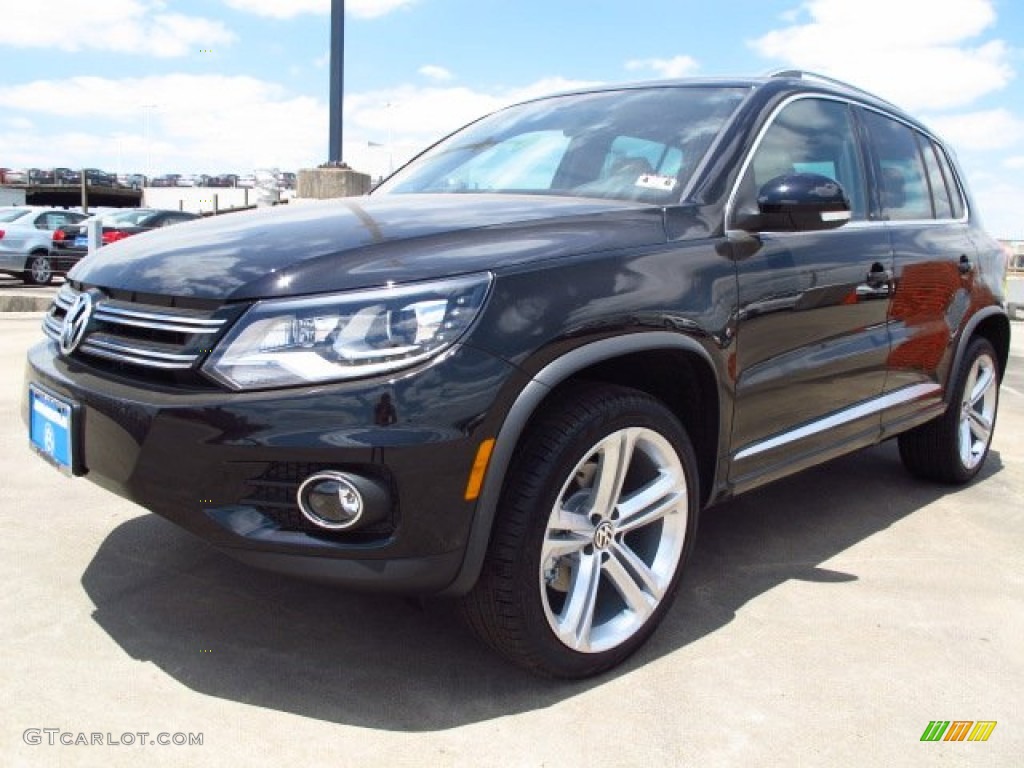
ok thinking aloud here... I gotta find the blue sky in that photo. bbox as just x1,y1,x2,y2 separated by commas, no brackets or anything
2,0,1023,237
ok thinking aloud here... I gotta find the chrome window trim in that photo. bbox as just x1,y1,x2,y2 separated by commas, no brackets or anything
733,382,942,461
724,93,970,231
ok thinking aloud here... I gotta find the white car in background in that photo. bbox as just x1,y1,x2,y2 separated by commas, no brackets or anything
0,207,88,285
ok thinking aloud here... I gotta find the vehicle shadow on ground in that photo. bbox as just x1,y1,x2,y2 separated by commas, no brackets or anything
80,441,1003,731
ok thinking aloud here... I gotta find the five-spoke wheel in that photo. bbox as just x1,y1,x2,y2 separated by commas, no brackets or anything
461,384,698,678
899,337,1001,484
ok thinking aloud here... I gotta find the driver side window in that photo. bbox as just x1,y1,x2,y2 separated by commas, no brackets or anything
736,98,868,221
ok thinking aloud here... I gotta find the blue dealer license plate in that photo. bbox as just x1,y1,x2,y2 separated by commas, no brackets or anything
29,386,76,474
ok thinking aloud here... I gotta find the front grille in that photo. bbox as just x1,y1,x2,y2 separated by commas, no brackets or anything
43,283,234,373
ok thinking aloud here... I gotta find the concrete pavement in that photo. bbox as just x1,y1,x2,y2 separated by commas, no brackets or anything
1,314,1021,767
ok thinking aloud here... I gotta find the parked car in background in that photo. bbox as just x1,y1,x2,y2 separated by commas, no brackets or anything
151,174,181,187
83,168,116,187
28,169,56,184
54,168,80,185
118,173,147,189
0,206,88,284
209,174,239,188
25,72,1011,678
49,207,201,276
2,169,29,184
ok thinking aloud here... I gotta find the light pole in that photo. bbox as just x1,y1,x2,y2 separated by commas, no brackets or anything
328,0,345,164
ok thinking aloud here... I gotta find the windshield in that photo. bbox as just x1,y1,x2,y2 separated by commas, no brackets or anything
375,86,748,204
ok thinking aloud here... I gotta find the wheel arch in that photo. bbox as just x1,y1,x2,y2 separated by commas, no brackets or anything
442,331,723,596
953,307,1011,392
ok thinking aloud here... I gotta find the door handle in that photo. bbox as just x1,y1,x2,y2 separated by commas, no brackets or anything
958,254,973,274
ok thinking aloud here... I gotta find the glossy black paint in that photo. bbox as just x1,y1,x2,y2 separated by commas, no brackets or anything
728,223,895,491
23,74,1011,594
68,195,665,300
752,172,851,231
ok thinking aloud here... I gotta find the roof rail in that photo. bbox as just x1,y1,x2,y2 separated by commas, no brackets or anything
767,69,899,108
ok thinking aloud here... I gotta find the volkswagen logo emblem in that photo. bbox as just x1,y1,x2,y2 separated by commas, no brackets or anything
593,521,615,551
60,292,94,355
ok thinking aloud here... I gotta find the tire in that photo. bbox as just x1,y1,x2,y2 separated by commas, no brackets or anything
460,383,699,678
898,337,1000,484
23,252,53,286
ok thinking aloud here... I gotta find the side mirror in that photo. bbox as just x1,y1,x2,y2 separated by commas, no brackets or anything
743,173,852,233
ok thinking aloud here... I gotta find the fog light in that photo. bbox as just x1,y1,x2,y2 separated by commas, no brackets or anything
297,472,364,530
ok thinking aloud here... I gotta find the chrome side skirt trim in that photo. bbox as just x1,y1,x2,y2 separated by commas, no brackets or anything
734,383,942,460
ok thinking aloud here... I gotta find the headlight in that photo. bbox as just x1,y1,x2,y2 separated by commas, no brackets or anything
202,273,492,390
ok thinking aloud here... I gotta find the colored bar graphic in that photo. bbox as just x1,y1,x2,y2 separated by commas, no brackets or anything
944,721,973,741
921,721,950,742
967,722,997,742
920,720,997,742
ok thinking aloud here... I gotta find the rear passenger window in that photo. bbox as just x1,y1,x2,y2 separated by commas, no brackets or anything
918,137,953,218
861,111,932,220
933,143,966,219
736,98,868,220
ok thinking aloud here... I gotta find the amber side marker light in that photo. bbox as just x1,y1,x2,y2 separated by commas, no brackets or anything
464,438,496,501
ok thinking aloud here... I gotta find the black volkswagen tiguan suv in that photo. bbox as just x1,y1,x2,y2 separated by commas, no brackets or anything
26,72,1011,677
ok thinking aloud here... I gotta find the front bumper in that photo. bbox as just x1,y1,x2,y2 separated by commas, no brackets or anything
25,338,519,594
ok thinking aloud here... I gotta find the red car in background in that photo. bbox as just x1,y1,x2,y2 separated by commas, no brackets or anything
50,208,200,274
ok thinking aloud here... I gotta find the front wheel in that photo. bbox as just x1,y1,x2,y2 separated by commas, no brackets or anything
23,253,53,286
899,337,1000,484
460,384,699,678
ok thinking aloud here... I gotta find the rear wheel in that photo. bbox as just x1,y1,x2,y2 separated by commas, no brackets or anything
23,252,53,286
898,337,1000,484
461,384,699,678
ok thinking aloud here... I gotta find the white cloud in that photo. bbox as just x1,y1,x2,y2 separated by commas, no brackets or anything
0,1,234,57
1006,156,1024,169
419,65,454,82
964,175,1024,239
0,73,599,180
0,75,325,174
223,0,417,19
924,109,1024,151
750,0,1013,111
625,56,700,79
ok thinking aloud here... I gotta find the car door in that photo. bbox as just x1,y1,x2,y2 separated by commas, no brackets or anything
856,109,977,435
727,96,894,491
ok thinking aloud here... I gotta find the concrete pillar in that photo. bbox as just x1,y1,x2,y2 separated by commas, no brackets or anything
297,167,372,199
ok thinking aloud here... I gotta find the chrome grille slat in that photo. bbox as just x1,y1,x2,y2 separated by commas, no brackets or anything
84,334,199,362
43,315,63,339
79,344,196,370
42,285,231,373
94,303,224,332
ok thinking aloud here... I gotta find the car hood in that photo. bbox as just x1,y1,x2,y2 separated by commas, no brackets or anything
68,194,672,301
